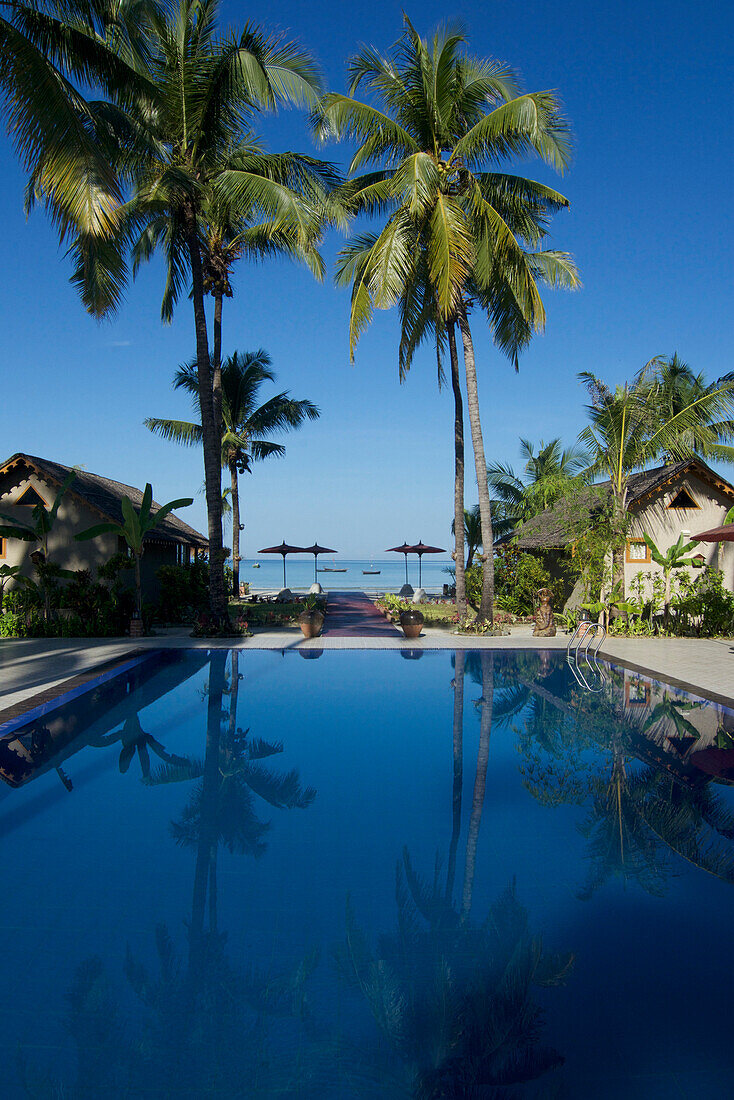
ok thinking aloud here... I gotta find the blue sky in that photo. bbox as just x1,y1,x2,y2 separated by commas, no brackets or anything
0,0,731,557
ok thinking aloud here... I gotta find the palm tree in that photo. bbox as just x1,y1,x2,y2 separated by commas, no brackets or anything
340,853,571,1096
450,506,482,569
320,18,579,620
461,651,494,917
65,0,328,622
579,361,734,590
646,354,734,465
145,351,320,597
486,437,588,535
1,0,150,255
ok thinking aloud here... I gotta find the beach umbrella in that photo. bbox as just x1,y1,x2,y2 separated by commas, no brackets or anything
407,541,446,587
386,542,413,585
257,541,306,588
692,523,734,542
301,542,337,582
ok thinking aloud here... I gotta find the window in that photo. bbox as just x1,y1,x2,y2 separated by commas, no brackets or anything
15,484,48,507
625,676,651,706
0,538,5,559
626,538,650,563
667,488,699,509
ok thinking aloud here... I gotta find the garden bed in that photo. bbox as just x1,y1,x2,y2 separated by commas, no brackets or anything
229,596,327,629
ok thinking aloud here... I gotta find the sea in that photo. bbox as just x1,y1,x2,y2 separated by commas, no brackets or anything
240,557,454,594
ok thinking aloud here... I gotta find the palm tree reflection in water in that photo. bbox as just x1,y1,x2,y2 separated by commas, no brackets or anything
24,651,323,1099
336,651,574,1098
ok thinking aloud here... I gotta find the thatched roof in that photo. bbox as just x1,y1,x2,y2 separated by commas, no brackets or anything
0,453,208,548
499,457,734,551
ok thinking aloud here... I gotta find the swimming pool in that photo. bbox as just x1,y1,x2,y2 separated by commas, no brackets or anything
1,648,733,1098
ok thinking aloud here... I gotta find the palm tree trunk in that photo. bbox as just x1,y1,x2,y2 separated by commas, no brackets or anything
448,321,467,615
133,552,142,618
445,650,464,904
190,651,226,971
229,456,241,599
185,215,227,621
457,302,494,622
209,847,218,933
212,290,224,444
461,652,493,919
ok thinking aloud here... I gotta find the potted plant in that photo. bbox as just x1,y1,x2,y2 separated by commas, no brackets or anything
298,596,325,638
399,607,424,639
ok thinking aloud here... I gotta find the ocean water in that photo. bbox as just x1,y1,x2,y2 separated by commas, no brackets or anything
1,649,734,1097
241,556,454,592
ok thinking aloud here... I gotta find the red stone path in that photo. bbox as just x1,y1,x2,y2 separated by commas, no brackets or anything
324,591,401,638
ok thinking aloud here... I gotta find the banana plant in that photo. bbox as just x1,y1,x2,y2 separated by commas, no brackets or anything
643,532,700,618
582,580,637,628
76,485,192,619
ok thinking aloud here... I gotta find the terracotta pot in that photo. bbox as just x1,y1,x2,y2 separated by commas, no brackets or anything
400,609,424,639
299,609,324,638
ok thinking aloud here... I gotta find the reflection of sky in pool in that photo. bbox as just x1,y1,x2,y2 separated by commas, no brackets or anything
2,649,734,1098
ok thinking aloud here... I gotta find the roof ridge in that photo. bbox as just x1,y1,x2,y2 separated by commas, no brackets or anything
1,452,207,546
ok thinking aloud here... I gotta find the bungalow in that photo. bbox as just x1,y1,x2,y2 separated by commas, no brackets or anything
500,457,734,599
0,453,208,600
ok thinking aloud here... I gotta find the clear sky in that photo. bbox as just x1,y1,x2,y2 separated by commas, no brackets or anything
0,0,731,558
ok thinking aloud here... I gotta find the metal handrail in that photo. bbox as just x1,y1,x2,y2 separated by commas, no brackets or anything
566,620,607,691
567,621,605,658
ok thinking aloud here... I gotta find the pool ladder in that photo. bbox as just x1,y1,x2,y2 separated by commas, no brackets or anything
566,621,607,692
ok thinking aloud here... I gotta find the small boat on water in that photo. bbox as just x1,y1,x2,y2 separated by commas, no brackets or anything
319,559,347,573
252,563,260,568
363,563,381,574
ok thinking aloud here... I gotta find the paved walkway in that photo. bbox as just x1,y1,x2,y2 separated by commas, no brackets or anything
323,590,401,637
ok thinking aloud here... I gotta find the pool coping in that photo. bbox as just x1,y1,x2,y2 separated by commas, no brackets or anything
0,649,154,734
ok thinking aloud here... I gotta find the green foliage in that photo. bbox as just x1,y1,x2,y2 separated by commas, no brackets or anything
672,568,734,637
156,562,210,624
487,547,562,617
643,532,700,573
487,437,589,530
562,483,619,603
76,484,193,616
76,484,193,557
0,556,134,637
231,596,326,627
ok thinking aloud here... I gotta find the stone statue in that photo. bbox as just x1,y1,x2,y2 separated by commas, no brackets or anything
533,587,556,637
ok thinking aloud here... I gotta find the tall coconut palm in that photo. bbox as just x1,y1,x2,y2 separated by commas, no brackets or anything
66,0,328,621
145,351,320,597
320,18,579,620
578,361,734,590
1,0,152,252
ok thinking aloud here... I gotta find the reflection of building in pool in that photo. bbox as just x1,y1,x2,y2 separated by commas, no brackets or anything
0,652,209,791
621,670,734,783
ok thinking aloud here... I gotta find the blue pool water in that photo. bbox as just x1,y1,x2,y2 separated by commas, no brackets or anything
2,649,734,1097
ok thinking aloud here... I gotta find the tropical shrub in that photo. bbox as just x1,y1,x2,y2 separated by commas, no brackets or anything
672,569,734,637
468,549,563,617
156,561,210,623
0,558,134,637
